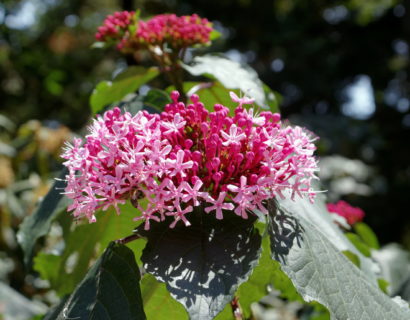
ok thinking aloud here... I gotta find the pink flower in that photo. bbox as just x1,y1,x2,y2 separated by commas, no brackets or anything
229,92,255,107
204,192,235,220
327,200,365,225
221,124,246,146
62,90,319,229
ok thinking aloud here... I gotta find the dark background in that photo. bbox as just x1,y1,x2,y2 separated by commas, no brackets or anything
1,0,409,247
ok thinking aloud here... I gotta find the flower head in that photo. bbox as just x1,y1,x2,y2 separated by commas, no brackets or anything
327,200,365,225
96,12,213,53
62,91,319,228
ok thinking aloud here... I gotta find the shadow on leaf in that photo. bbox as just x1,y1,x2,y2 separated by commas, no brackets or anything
267,199,304,264
135,207,261,320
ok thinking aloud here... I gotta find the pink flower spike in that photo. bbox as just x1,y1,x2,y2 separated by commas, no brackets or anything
204,192,234,219
229,91,255,107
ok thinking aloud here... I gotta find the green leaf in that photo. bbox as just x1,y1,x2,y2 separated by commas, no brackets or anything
269,195,410,320
345,232,372,257
209,30,222,41
17,168,70,267
342,250,361,268
135,208,262,320
142,88,172,112
182,54,279,112
34,202,146,296
354,222,380,249
90,66,160,114
53,242,146,320
141,274,188,320
180,81,242,114
378,278,390,294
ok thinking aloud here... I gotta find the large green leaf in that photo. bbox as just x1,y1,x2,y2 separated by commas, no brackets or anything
90,66,160,114
135,208,262,320
268,195,410,319
16,168,70,267
182,54,279,112
34,202,146,296
53,242,146,320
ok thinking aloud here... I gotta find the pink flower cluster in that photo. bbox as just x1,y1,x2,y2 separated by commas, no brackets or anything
327,200,365,225
62,92,319,229
95,11,136,43
95,11,213,52
136,14,212,48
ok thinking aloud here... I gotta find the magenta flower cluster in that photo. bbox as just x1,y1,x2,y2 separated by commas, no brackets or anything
62,92,319,229
95,11,212,52
327,200,365,225
136,14,212,48
95,11,136,43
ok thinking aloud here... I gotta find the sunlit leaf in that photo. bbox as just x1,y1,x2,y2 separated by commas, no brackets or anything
268,195,410,320
182,54,279,112
141,274,187,320
90,66,160,114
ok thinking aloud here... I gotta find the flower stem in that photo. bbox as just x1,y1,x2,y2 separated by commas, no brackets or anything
115,233,141,245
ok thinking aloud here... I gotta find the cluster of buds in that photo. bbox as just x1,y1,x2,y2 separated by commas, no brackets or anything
136,14,212,48
95,11,213,53
95,11,136,43
62,92,319,229
327,200,365,225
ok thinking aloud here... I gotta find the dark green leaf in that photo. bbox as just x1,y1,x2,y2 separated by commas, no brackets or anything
17,168,70,267
182,54,279,112
141,274,188,320
90,66,160,114
142,88,172,112
354,222,380,249
43,296,69,320
136,207,262,320
54,242,146,320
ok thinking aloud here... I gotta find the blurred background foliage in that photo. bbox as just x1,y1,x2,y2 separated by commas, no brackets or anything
0,0,409,316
